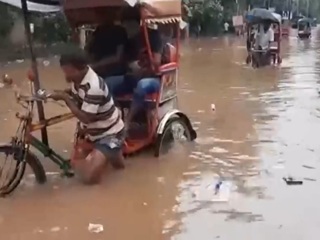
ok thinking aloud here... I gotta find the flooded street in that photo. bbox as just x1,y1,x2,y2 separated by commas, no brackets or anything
1,28,320,239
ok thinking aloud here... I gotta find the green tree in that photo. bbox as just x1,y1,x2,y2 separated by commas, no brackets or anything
188,0,224,35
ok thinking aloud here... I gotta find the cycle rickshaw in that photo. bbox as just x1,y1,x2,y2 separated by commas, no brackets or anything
297,18,312,39
245,8,282,68
0,0,197,196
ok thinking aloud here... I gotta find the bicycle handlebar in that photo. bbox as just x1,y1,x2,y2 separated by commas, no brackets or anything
14,87,50,103
13,86,64,107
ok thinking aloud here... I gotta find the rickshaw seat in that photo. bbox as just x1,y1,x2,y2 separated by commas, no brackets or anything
115,92,159,109
116,93,158,102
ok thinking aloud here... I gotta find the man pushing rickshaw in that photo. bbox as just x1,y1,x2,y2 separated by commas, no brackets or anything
0,0,197,195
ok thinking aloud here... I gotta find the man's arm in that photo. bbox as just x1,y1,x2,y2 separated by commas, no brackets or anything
91,27,128,73
91,45,124,72
142,30,163,73
64,97,93,124
64,85,107,124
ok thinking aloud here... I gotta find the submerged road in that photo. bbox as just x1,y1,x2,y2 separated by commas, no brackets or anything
0,27,320,239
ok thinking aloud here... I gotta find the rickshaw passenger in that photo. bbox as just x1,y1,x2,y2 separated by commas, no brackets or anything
86,10,128,93
49,50,125,184
123,25,163,126
254,22,274,51
254,22,274,64
105,25,164,127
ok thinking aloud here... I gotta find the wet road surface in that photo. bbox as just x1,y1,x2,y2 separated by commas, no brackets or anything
1,28,320,239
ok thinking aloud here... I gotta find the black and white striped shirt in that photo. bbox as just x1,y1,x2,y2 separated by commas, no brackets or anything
71,67,124,141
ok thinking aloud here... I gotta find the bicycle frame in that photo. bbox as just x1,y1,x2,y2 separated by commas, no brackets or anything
23,111,75,175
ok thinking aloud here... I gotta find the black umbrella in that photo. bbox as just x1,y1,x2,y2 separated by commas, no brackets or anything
246,8,279,24
298,17,312,23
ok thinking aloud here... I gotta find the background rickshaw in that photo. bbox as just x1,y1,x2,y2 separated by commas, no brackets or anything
297,18,312,39
0,0,196,196
245,8,282,68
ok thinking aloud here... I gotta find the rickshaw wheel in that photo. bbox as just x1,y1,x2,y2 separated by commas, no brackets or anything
0,143,46,196
277,56,282,64
154,116,193,157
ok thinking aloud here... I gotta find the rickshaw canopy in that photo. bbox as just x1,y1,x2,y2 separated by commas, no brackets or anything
0,0,182,25
246,8,280,24
63,0,182,26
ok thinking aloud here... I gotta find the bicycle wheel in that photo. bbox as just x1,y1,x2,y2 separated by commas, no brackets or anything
0,143,27,196
0,143,47,196
0,117,47,196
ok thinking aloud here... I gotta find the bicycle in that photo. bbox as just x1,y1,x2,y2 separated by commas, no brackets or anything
0,86,74,196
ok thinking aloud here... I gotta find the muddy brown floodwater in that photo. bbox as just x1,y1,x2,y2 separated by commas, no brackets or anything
1,27,320,240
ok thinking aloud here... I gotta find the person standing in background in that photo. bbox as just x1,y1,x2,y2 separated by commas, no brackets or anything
224,22,230,33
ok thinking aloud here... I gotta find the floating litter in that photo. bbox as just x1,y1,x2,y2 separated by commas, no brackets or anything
211,104,216,111
195,180,232,202
283,177,303,185
88,223,104,233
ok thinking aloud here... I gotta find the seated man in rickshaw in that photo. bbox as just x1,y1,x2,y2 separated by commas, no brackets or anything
104,23,164,129
85,9,128,92
253,21,274,66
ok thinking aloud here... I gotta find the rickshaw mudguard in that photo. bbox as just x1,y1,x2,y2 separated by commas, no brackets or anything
156,109,197,140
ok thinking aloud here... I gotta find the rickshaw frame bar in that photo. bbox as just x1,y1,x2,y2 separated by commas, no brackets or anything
20,0,49,145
